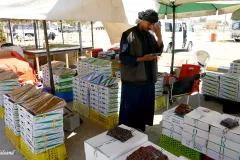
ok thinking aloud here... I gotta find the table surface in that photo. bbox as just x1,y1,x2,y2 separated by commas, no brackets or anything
23,46,93,57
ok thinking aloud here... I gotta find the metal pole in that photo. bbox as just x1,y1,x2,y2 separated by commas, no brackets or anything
78,22,83,56
223,14,226,33
170,4,176,75
8,20,13,44
60,20,64,44
91,21,94,48
43,20,55,94
37,21,40,48
33,21,38,48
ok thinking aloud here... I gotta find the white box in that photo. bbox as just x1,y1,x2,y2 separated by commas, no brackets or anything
181,138,207,154
163,107,184,127
209,133,240,153
182,130,207,147
184,107,221,132
162,128,182,141
207,149,233,160
26,138,64,154
162,121,183,135
207,141,239,160
183,123,209,140
114,141,178,160
84,124,148,160
210,114,240,144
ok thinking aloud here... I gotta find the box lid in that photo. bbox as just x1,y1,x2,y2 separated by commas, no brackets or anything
115,141,178,160
184,107,221,131
84,124,148,160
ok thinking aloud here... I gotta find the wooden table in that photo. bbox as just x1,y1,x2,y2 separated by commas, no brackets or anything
24,46,93,78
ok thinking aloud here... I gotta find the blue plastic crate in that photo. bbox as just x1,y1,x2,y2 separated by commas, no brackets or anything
43,85,52,93
55,91,73,102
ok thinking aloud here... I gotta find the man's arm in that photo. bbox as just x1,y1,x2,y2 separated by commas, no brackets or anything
153,25,164,53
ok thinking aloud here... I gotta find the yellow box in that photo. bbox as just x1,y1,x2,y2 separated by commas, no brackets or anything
155,96,166,111
0,105,4,119
72,101,90,118
90,109,118,130
20,138,68,160
5,126,20,149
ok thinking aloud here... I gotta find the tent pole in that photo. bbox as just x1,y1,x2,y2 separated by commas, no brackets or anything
60,20,64,44
170,4,176,75
43,20,55,94
8,20,13,44
91,21,94,48
33,21,38,49
37,21,40,48
78,21,83,56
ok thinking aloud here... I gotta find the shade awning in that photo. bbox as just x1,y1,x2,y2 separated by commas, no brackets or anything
0,0,159,25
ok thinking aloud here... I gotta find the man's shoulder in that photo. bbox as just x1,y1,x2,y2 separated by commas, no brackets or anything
123,26,137,35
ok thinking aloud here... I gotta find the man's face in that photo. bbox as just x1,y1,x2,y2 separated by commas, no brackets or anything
141,20,155,31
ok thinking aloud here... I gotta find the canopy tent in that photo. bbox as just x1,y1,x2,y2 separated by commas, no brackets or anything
0,0,160,92
232,8,240,20
102,22,133,45
158,0,240,74
0,0,159,25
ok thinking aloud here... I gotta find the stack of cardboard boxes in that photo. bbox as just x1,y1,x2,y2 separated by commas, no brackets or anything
181,107,221,155
207,114,240,160
219,74,240,102
201,72,221,97
4,84,66,154
162,107,185,142
77,58,112,76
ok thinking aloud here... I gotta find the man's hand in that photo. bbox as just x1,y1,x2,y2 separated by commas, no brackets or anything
153,25,162,38
157,56,161,62
137,54,157,62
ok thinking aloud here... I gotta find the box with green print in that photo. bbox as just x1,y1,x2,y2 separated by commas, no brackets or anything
25,131,64,149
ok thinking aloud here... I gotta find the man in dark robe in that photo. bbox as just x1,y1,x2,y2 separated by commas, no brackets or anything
119,9,164,132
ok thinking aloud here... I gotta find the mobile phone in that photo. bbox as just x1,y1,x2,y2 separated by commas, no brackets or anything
155,21,161,27
153,53,162,56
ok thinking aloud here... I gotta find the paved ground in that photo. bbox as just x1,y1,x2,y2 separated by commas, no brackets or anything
0,94,224,160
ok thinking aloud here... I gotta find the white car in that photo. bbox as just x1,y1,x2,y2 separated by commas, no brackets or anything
160,20,195,53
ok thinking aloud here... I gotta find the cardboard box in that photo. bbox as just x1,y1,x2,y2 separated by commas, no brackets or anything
210,114,240,144
162,120,183,135
25,138,64,154
184,107,221,132
182,138,207,154
207,141,239,160
209,133,240,153
114,141,178,160
162,128,182,142
182,130,207,147
25,125,64,139
183,123,209,140
84,124,148,160
207,149,233,160
162,107,184,127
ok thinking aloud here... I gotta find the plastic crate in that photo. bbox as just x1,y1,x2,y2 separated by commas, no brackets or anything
72,101,90,118
155,96,166,111
5,126,20,150
159,135,202,160
20,138,68,160
0,105,4,119
89,109,118,130
55,91,73,102
43,85,52,93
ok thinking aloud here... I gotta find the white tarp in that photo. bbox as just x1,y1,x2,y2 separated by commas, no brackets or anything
0,0,159,25
103,22,133,45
